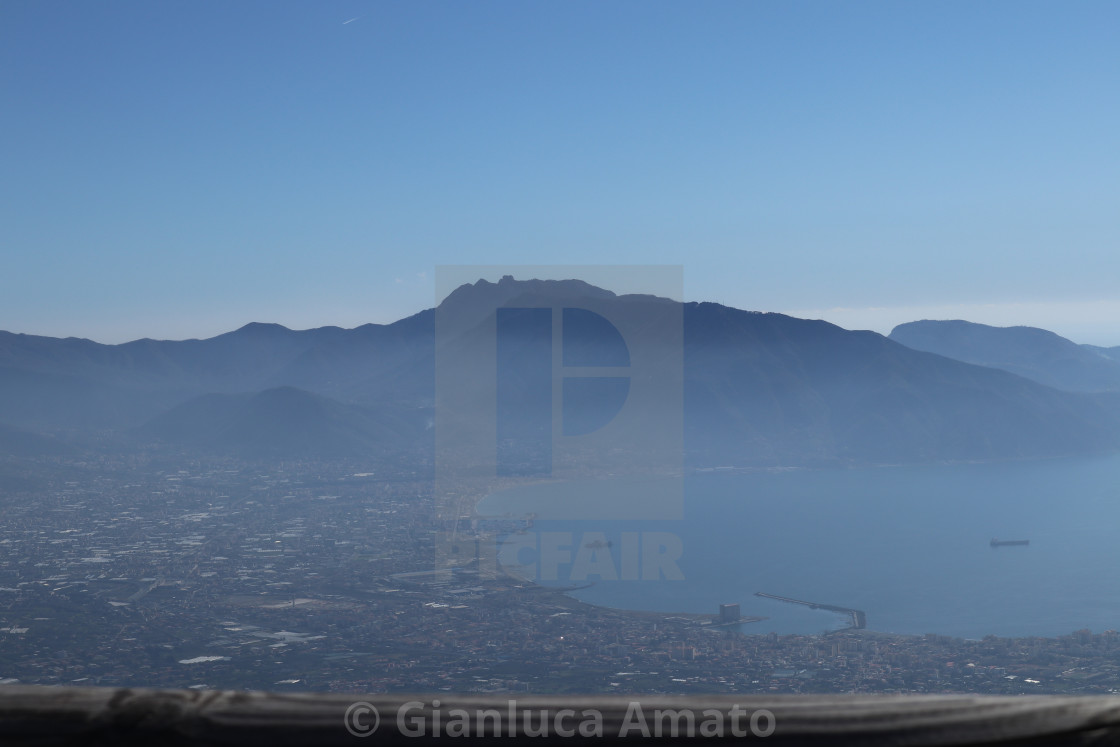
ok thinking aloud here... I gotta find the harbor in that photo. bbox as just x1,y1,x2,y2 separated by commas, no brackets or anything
755,592,867,630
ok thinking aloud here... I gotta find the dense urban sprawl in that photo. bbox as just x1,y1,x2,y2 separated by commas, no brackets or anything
2,454,1119,696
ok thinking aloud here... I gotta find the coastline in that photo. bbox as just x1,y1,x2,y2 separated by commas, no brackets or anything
454,452,1120,640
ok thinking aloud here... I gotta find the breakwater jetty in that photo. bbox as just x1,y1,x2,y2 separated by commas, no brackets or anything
990,538,1030,547
755,591,866,630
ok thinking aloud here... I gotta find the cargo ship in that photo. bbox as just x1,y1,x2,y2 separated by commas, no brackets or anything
990,538,1029,547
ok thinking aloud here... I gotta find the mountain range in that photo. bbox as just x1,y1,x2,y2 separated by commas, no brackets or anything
2,277,1118,467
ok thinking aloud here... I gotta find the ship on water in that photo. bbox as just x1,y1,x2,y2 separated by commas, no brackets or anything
990,538,1030,547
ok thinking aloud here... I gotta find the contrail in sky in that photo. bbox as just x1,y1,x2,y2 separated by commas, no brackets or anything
343,17,358,24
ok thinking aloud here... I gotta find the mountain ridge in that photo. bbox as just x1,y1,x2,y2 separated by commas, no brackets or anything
3,279,1119,466
889,319,1120,393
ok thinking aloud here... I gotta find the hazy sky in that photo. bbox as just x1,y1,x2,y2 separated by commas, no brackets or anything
3,1,1118,344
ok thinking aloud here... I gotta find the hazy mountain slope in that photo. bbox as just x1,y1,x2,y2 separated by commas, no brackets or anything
889,320,1120,393
429,281,1120,466
5,279,1120,466
267,310,436,406
686,305,1120,465
271,277,637,407
141,386,428,459
0,364,178,431
0,324,322,390
115,322,351,391
0,423,72,457
1084,345,1120,365
0,323,370,429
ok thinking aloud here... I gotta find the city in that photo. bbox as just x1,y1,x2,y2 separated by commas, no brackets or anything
4,450,1120,697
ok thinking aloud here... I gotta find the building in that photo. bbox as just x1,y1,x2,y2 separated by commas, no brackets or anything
719,603,740,624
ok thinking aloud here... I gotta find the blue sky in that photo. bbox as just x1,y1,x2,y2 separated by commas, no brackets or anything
3,1,1119,344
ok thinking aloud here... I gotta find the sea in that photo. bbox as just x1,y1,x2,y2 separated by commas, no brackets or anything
477,453,1120,639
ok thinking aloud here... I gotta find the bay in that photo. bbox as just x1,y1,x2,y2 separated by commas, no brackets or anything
478,454,1120,638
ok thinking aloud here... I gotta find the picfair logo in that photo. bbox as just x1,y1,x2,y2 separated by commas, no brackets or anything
496,306,632,475
434,265,684,583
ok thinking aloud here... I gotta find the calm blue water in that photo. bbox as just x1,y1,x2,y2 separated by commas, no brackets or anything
479,454,1120,638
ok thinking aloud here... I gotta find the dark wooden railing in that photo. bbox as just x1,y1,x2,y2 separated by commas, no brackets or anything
4,686,1120,745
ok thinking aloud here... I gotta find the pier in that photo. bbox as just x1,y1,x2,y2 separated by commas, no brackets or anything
755,592,866,630
704,616,768,629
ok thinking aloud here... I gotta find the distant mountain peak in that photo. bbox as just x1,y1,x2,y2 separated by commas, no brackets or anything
232,322,293,335
435,276,621,333
890,319,1120,393
893,319,1067,342
442,276,618,306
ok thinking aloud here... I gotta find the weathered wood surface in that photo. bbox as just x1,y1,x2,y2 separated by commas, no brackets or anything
4,686,1120,745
